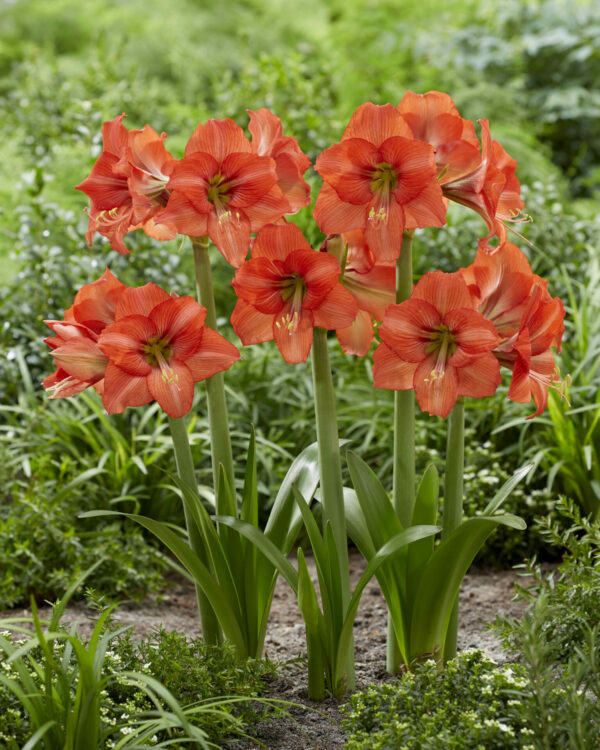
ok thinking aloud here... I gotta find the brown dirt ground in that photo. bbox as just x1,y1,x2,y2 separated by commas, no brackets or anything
2,552,528,749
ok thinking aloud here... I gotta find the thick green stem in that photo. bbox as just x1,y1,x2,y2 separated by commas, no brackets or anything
392,231,416,526
191,236,236,499
311,327,355,691
168,416,222,645
387,231,416,673
442,397,465,662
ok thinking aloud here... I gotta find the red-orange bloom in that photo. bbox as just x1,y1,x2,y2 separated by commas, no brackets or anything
321,230,395,356
158,118,291,267
460,242,539,338
397,90,480,183
373,271,501,417
75,115,177,254
43,269,126,398
314,103,446,262
98,284,240,418
231,224,358,363
505,290,565,417
461,245,565,417
248,108,311,213
442,120,525,253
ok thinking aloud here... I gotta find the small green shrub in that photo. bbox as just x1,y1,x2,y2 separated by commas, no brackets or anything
0,437,167,608
499,498,600,664
0,582,276,748
108,628,279,744
342,650,530,749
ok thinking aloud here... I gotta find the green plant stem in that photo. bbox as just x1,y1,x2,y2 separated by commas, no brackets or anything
311,326,355,690
387,230,416,674
168,416,222,645
442,397,465,662
191,236,236,499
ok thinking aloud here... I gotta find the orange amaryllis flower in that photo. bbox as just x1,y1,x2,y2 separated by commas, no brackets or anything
231,223,358,363
498,286,565,418
158,118,291,267
460,242,539,338
460,243,566,416
442,119,525,253
248,108,311,213
98,284,240,418
397,90,481,183
43,269,126,398
314,103,446,262
321,230,395,356
373,271,501,417
75,115,177,254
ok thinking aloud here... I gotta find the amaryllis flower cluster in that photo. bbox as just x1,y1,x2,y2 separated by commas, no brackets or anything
63,94,565,423
231,224,358,363
44,270,239,418
77,111,311,267
373,242,565,418
313,93,526,262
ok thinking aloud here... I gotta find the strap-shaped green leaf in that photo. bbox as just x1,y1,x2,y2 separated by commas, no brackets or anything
334,524,440,689
347,451,404,548
406,464,440,616
214,515,299,592
264,441,321,552
482,463,534,516
343,487,376,559
410,517,501,661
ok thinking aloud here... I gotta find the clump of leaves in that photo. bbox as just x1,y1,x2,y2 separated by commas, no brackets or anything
0,573,279,748
0,437,167,608
342,649,531,749
107,628,280,744
498,497,600,664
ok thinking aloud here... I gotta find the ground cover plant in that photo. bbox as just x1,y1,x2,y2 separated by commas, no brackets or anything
0,569,280,749
1,0,599,746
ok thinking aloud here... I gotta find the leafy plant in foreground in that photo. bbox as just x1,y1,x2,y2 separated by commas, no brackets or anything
342,649,530,749
0,567,226,749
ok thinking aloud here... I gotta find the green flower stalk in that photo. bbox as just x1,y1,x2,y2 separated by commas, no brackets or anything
191,236,236,496
442,397,465,662
169,415,222,645
388,230,416,673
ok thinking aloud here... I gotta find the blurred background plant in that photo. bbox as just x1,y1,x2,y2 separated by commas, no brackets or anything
0,0,598,608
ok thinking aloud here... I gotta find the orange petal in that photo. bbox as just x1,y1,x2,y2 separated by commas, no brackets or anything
208,209,251,267
185,118,251,160
223,152,279,207
456,352,501,399
373,341,417,390
102,362,152,414
98,315,155,376
313,182,368,235
312,284,358,330
413,271,473,315
248,108,284,155
115,283,171,320
157,192,209,237
231,299,275,345
336,309,374,357
243,185,291,231
273,310,314,363
147,360,195,418
342,103,413,146
379,299,441,361
252,223,311,261
185,328,240,381
150,296,207,358
414,357,458,417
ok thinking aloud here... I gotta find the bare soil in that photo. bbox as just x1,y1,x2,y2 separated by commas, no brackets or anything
2,552,528,749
